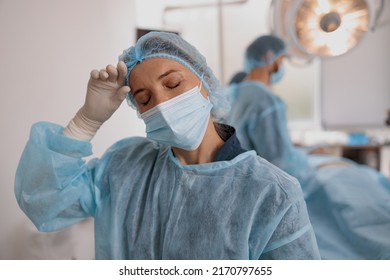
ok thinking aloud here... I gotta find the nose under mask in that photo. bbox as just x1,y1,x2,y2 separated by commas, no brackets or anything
140,85,213,151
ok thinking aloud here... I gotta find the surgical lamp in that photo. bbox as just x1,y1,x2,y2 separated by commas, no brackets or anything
269,0,386,59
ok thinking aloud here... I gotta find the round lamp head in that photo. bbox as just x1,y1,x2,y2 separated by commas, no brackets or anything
270,0,374,60
292,0,370,57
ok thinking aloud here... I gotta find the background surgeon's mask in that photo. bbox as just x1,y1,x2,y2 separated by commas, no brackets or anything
270,64,285,85
140,85,213,151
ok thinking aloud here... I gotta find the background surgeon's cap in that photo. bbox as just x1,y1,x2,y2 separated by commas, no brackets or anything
244,34,286,72
119,31,229,122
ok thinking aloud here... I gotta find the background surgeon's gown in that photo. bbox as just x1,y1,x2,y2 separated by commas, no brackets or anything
226,81,390,259
14,122,320,260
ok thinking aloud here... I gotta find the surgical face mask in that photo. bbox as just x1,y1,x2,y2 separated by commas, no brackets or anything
140,85,213,151
270,64,285,84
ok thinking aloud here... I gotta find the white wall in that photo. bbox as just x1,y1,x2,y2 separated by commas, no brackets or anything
321,3,390,129
0,0,141,259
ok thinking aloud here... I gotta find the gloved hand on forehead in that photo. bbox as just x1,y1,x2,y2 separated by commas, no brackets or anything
84,61,129,123
64,61,130,141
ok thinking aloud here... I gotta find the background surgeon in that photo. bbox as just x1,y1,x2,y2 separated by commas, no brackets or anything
14,32,320,260
225,34,390,259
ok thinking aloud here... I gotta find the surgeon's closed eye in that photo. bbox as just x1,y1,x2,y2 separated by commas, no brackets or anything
166,82,180,89
164,78,181,89
135,93,151,106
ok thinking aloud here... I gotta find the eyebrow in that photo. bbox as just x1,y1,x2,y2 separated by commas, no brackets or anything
158,69,179,80
132,69,180,96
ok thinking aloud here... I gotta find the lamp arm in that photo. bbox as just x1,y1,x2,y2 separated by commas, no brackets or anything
268,0,276,34
371,0,385,31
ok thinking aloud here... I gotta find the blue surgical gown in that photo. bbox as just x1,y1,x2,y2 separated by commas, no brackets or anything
14,121,320,260
226,81,390,259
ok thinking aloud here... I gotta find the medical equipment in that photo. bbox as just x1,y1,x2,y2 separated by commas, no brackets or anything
269,0,386,60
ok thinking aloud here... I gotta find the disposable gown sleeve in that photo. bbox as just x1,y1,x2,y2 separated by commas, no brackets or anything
247,102,315,189
14,122,99,232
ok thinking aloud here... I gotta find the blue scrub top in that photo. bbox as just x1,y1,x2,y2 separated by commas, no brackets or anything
214,123,247,161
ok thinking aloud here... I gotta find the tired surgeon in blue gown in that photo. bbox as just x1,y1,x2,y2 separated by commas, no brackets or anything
225,34,390,259
14,32,320,260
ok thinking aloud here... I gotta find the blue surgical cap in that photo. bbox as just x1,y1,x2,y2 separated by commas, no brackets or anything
119,31,229,122
244,35,286,72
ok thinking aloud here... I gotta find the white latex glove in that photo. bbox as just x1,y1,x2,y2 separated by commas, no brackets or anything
64,61,130,141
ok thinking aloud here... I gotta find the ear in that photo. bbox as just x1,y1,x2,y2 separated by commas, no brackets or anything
275,56,284,68
270,61,279,73
274,56,285,72
199,84,210,99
